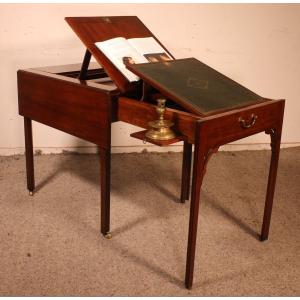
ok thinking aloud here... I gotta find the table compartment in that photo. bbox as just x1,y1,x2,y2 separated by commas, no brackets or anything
118,96,199,143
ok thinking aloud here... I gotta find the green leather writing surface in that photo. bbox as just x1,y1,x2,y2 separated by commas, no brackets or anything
127,58,264,115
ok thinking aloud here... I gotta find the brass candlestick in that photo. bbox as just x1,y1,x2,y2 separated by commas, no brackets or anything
145,99,176,141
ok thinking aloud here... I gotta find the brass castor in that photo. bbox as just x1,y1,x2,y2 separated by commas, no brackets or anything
104,232,112,239
29,191,34,196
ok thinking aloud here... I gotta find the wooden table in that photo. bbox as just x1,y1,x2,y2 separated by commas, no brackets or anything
17,16,285,289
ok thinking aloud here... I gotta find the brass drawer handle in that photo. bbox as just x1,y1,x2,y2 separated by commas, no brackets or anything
238,114,258,129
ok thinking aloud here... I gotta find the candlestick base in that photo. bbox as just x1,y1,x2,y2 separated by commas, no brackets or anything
145,99,176,141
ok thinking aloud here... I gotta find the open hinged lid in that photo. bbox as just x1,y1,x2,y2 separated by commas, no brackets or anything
65,16,173,92
127,58,266,116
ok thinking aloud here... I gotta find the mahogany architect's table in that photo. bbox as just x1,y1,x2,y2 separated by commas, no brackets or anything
17,16,285,289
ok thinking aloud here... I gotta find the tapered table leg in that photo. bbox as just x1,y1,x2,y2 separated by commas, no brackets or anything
260,128,282,241
24,117,35,194
99,147,111,238
185,125,208,289
180,141,192,203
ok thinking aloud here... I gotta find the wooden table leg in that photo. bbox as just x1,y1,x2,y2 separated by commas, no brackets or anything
24,117,35,195
260,128,282,241
180,141,192,203
99,147,111,239
185,125,209,289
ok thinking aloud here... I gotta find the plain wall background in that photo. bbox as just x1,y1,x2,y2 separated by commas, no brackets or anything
1,3,300,155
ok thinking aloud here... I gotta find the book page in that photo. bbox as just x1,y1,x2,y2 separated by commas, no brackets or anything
128,37,172,62
95,37,148,82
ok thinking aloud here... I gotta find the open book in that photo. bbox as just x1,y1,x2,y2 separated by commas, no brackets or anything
95,37,172,82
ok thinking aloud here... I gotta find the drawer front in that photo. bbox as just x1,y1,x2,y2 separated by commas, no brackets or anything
18,70,113,148
118,97,199,143
199,100,285,148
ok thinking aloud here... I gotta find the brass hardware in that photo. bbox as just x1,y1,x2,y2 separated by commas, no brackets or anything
145,99,176,141
29,191,34,196
239,114,257,129
104,232,112,239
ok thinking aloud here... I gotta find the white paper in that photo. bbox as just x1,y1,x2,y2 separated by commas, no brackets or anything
95,37,147,82
95,36,172,82
128,37,170,56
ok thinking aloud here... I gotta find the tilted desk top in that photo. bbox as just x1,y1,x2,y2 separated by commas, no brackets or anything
127,58,265,116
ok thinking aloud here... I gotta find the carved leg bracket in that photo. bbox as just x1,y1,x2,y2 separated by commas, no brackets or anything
203,146,219,175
